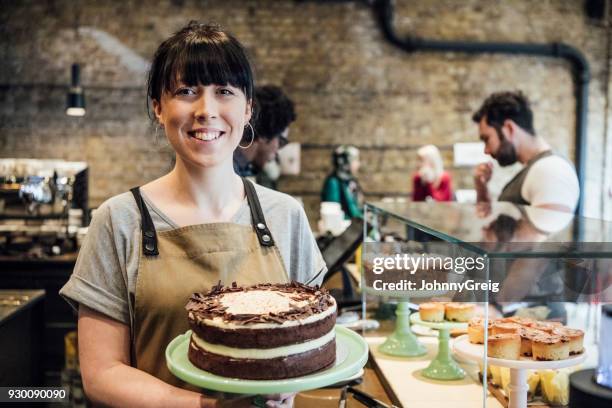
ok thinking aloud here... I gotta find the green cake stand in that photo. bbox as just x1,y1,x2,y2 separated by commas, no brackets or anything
378,301,427,357
410,314,468,380
165,325,368,394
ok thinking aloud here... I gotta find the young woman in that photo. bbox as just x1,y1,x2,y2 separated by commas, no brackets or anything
60,22,326,408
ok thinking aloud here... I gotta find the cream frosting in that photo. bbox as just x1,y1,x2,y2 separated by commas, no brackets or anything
191,329,335,359
195,296,337,330
220,290,311,314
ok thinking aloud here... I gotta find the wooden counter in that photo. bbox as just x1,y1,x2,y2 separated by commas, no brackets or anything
295,367,393,408
0,254,77,385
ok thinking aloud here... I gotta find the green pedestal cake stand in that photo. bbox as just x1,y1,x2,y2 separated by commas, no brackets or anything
166,326,369,394
410,314,468,380
378,301,427,357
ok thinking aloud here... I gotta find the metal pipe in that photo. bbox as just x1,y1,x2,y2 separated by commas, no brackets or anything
372,0,590,215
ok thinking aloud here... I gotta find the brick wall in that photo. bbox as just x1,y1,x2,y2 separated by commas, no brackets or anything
1,0,610,224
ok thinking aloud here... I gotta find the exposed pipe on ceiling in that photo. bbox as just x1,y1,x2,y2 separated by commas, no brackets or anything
371,0,590,216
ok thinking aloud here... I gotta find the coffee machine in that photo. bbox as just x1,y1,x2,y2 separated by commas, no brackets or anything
0,159,88,257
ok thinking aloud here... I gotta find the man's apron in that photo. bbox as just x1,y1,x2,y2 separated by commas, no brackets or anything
129,178,289,386
498,150,553,205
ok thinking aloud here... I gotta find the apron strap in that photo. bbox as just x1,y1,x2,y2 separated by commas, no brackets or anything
242,178,275,247
130,187,159,256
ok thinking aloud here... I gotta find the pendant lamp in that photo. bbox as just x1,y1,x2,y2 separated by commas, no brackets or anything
66,63,85,117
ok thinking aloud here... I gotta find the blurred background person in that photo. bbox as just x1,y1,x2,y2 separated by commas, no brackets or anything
472,91,579,212
321,145,364,219
233,85,296,189
412,144,453,202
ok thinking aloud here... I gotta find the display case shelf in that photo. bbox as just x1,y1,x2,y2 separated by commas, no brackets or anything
365,201,612,258
361,201,611,408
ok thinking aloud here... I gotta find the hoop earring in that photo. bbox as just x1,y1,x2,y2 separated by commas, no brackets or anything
154,124,169,148
239,122,255,149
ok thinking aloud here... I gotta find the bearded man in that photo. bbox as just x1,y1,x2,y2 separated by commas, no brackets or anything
472,91,579,213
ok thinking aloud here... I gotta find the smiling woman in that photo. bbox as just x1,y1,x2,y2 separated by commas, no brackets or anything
154,82,250,168
147,23,254,169
59,21,326,408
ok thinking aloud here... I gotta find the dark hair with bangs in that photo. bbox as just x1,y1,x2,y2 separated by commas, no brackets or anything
147,21,255,119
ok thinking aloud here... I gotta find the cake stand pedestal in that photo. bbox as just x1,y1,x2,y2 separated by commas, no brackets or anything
362,286,449,358
166,326,369,394
378,301,427,357
453,334,587,408
410,314,467,380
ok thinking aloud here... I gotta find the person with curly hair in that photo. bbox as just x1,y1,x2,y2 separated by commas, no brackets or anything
233,85,296,189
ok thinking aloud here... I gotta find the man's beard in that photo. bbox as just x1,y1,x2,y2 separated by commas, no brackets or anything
494,128,518,166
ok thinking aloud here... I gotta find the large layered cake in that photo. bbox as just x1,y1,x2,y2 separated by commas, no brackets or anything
185,282,337,380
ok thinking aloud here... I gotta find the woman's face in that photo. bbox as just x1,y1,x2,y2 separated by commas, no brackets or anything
417,153,435,183
153,82,252,169
417,154,430,170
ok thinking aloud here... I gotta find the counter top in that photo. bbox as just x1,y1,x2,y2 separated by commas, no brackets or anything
367,336,502,408
296,367,392,408
0,252,78,265
0,289,45,325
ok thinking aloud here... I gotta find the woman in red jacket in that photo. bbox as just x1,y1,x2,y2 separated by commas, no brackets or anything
412,145,453,202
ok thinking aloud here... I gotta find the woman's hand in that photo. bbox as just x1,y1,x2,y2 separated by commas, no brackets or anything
261,393,296,408
215,393,296,408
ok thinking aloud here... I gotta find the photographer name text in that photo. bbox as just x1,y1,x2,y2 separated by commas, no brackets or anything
371,279,499,292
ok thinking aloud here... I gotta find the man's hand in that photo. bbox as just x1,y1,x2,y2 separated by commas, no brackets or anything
474,162,493,186
474,162,493,202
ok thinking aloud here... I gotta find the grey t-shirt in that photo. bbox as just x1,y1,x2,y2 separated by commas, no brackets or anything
60,184,327,325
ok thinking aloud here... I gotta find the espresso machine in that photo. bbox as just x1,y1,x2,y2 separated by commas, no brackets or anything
0,159,88,258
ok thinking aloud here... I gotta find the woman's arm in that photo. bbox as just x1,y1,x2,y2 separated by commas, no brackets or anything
343,182,363,219
412,173,427,201
78,305,210,408
79,306,292,408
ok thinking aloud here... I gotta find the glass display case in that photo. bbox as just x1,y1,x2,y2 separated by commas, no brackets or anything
361,201,612,408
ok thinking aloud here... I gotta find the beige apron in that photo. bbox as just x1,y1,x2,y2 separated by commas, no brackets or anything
129,178,289,386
